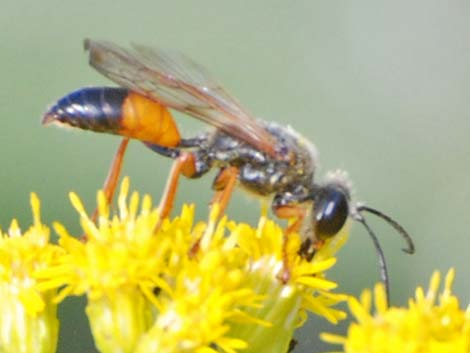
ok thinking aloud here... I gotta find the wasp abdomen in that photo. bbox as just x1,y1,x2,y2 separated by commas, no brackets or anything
43,87,127,133
43,87,181,147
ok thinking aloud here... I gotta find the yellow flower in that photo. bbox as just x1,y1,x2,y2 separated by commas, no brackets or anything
37,178,173,353
322,269,470,353
37,177,347,353
0,193,63,353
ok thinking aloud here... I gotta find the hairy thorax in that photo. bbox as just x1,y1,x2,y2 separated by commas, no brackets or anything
200,121,318,197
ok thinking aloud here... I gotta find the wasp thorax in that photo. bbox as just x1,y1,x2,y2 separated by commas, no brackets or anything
313,185,349,240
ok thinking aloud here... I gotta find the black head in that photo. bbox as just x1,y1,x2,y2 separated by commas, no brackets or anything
309,171,415,306
312,183,350,241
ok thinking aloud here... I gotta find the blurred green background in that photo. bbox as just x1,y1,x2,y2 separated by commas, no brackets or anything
1,1,469,352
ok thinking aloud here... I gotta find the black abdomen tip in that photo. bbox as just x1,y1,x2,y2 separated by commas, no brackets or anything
42,87,129,134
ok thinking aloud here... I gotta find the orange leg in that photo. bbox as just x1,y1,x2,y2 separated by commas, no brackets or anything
91,138,130,222
156,152,196,229
81,138,130,241
210,167,239,219
189,167,239,257
273,205,307,283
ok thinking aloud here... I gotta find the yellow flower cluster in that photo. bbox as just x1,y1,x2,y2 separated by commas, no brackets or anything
2,178,346,353
2,178,468,353
322,269,470,353
0,194,63,353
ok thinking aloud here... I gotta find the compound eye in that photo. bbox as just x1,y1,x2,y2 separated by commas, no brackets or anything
314,186,349,239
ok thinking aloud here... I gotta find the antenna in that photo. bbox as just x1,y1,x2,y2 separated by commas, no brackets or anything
352,204,415,306
356,205,415,254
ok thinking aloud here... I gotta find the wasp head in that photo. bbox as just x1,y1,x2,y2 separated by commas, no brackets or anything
311,170,352,241
307,169,414,306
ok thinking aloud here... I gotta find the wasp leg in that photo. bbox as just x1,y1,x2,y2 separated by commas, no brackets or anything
210,167,239,218
189,167,239,257
90,138,130,222
155,152,199,231
82,138,130,241
272,205,307,283
145,141,212,231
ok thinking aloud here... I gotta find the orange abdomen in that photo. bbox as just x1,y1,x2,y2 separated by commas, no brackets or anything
42,87,181,147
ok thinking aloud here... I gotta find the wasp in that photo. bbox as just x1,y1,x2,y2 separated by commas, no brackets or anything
43,39,414,303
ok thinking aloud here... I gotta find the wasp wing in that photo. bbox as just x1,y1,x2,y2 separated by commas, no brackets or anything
84,39,277,156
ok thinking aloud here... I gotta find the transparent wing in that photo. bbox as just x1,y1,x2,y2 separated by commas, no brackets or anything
84,39,277,156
